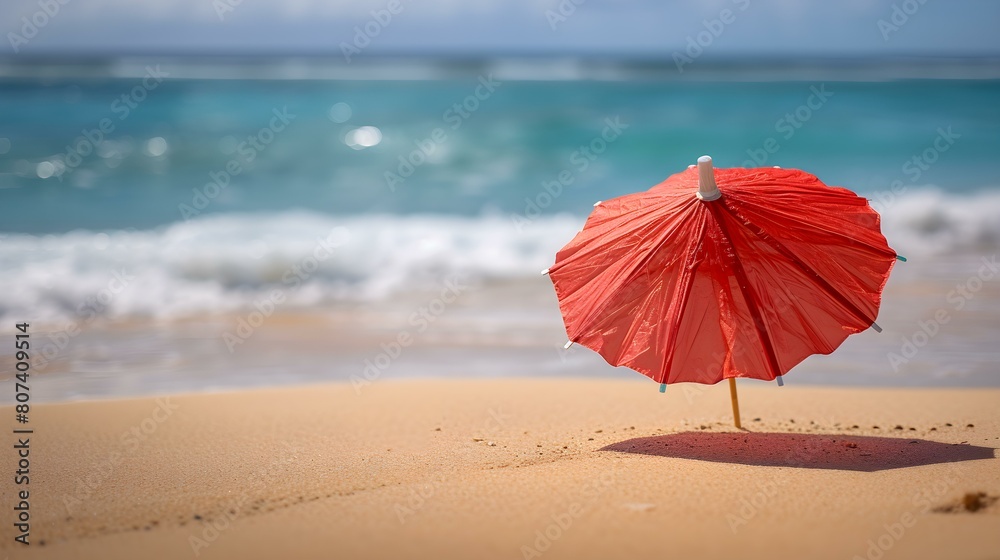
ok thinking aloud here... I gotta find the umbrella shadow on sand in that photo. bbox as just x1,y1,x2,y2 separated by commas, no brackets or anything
600,432,996,472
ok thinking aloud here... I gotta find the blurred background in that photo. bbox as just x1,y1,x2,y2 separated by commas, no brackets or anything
1,0,999,401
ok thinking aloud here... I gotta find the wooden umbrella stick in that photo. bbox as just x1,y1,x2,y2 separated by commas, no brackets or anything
728,377,742,429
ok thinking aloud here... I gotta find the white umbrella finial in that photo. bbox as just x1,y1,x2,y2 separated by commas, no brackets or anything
696,155,721,201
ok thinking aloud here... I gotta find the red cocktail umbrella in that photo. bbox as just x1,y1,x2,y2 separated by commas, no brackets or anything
544,156,898,427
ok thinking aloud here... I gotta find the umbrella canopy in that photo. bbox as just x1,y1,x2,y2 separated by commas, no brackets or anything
546,156,897,388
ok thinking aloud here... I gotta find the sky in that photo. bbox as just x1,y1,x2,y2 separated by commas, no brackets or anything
3,0,1000,56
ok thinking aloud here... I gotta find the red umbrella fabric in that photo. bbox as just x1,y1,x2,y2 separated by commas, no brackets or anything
546,156,897,387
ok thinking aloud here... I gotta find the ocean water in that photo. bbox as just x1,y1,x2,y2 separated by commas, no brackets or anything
1,74,999,231
1,59,999,399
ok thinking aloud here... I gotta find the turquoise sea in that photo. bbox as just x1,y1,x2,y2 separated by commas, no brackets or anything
1,57,998,399
1,63,999,232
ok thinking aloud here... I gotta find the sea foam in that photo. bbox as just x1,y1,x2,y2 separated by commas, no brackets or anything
1,188,997,325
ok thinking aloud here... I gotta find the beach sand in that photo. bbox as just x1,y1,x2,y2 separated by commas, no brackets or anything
2,379,998,559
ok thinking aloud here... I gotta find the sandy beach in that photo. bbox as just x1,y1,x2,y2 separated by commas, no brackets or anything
2,379,997,559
